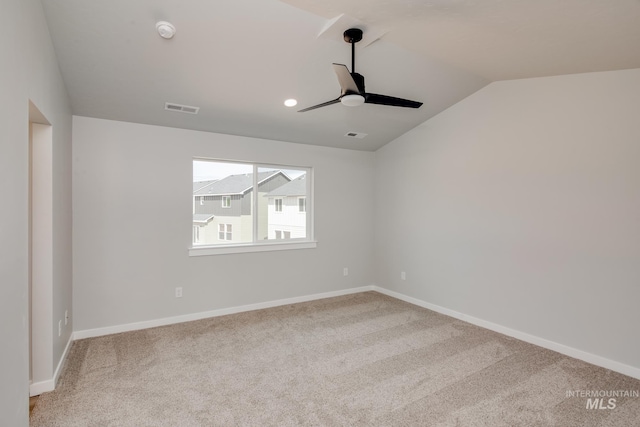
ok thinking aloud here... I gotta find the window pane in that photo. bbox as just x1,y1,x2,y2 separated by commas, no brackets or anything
193,161,253,245
259,167,307,241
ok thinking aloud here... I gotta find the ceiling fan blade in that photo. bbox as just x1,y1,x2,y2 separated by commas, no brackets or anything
332,63,361,95
365,93,423,109
297,97,341,112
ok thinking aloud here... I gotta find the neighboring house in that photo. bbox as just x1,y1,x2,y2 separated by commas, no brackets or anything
263,174,308,240
193,171,290,244
192,179,218,218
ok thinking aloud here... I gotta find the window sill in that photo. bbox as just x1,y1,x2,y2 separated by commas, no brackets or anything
189,241,317,256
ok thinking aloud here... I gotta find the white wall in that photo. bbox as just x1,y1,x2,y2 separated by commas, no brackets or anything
72,117,375,332
375,69,640,372
0,0,72,424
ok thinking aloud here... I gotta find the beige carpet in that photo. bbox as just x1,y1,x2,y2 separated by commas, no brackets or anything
30,292,640,426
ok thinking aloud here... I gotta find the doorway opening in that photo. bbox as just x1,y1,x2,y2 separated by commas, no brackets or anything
29,101,53,397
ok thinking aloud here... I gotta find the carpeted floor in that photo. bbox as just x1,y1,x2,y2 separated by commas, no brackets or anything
30,292,640,426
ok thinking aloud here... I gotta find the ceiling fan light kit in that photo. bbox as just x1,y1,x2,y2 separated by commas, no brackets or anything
341,94,365,107
298,28,422,112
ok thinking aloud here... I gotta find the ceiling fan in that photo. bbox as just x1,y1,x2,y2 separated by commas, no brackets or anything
298,28,423,112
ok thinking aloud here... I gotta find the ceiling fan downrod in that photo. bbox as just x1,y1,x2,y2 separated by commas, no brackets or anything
343,28,362,73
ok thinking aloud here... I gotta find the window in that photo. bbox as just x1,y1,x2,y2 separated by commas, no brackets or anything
191,159,315,255
274,230,290,239
218,224,232,241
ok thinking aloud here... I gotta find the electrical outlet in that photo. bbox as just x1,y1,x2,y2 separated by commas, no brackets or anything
343,267,349,276
65,310,69,326
58,320,62,337
401,271,406,281
175,287,183,298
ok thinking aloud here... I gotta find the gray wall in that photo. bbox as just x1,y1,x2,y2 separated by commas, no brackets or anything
72,117,375,331
374,69,640,371
0,0,73,424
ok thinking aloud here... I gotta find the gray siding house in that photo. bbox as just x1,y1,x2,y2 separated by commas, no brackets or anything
193,171,290,244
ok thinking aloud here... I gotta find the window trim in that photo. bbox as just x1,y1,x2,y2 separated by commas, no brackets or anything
190,158,315,256
189,240,317,256
221,195,231,208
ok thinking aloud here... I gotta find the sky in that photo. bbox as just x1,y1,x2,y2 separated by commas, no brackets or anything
193,160,305,182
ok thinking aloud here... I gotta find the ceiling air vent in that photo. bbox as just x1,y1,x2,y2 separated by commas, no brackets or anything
164,102,200,114
344,131,367,139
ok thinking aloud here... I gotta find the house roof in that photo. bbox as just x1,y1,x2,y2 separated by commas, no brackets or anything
193,214,215,225
193,180,218,193
193,171,286,196
264,175,307,197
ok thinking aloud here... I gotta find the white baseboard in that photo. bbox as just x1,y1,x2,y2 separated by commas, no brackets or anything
372,286,640,381
74,285,376,340
30,379,54,397
30,333,73,396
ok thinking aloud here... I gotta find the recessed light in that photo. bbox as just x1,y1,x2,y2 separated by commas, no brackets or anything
284,99,298,107
156,21,176,39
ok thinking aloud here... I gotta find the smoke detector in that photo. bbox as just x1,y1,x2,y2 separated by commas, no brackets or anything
156,21,176,39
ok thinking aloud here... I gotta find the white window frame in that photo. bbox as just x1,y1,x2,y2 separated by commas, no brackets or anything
190,158,316,256
193,225,201,243
221,196,231,208
218,223,232,241
298,197,306,213
274,198,283,213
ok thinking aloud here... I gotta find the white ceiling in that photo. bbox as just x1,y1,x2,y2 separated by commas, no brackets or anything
40,0,640,151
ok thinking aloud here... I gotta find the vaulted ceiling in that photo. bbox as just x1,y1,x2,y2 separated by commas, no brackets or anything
41,0,640,151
